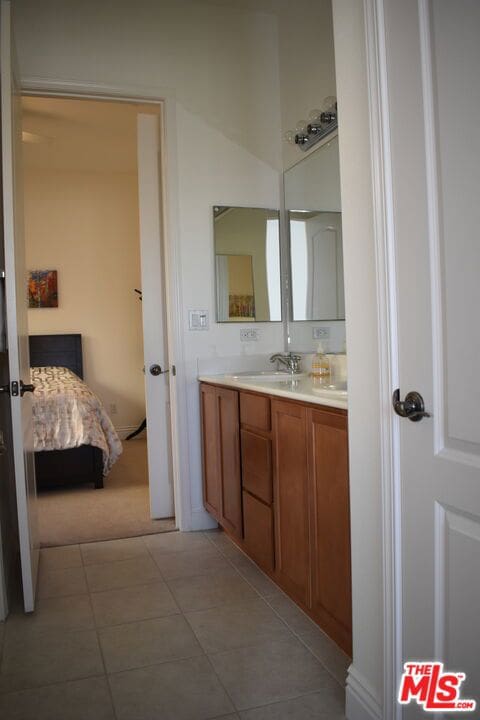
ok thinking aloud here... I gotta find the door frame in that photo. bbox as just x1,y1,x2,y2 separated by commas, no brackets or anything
20,78,192,532
362,0,409,718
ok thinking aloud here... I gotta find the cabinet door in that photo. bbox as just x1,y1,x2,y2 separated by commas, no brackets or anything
217,387,243,539
308,407,351,655
243,491,274,572
272,399,311,606
200,384,221,521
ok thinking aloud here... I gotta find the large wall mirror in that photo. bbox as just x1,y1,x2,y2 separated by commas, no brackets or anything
213,206,282,322
284,135,345,321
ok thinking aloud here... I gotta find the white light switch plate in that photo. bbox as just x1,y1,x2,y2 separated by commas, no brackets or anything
189,310,209,330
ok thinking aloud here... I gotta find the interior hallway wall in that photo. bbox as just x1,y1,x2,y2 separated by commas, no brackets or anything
13,0,285,529
24,167,145,433
278,0,337,171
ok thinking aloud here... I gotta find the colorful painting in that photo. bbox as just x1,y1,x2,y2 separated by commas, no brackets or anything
28,270,58,308
229,294,255,319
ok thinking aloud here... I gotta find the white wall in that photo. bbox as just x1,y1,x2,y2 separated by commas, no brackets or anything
24,167,145,432
332,1,384,716
177,105,284,525
277,0,337,170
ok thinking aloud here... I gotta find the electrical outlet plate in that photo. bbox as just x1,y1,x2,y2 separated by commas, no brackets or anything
313,326,330,340
240,328,259,342
189,310,209,331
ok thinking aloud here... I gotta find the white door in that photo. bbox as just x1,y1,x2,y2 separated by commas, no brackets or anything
382,0,480,713
1,0,38,612
137,113,174,519
307,213,343,320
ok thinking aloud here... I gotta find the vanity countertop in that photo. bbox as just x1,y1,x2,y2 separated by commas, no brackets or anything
198,373,348,411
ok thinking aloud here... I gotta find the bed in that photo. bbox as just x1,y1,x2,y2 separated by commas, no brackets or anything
29,334,122,490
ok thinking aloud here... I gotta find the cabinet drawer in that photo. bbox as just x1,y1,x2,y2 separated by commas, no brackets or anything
240,392,271,432
242,491,274,572
241,429,272,504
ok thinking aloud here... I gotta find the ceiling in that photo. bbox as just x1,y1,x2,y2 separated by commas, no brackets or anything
21,96,160,174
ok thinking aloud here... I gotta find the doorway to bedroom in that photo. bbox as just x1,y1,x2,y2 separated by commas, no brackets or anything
21,95,176,547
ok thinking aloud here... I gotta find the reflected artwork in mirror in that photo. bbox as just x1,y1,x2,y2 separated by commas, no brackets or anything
213,206,282,322
284,135,345,322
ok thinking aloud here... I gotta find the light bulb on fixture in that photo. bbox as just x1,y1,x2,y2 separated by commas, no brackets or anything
308,109,322,122
322,96,336,111
283,130,296,144
295,120,307,133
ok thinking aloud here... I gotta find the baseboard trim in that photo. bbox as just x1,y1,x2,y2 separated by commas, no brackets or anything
189,506,218,532
346,665,383,720
115,426,142,440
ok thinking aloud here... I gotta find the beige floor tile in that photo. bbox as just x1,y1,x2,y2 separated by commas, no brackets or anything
239,687,345,719
109,655,234,720
37,566,88,600
209,638,334,711
85,556,161,593
168,568,258,612
80,537,149,566
185,598,293,654
299,628,350,686
6,595,94,636
206,532,249,561
0,676,115,720
233,560,283,598
204,529,234,548
265,594,317,634
98,614,203,673
151,547,231,580
91,581,179,627
39,545,82,571
0,629,104,693
144,530,212,554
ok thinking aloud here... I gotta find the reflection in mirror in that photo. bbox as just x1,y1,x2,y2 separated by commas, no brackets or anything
289,211,344,321
284,135,345,322
214,207,281,322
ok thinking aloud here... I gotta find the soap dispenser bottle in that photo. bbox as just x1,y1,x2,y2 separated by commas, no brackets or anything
311,342,330,384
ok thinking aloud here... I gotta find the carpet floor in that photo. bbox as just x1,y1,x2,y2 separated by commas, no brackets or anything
37,437,176,547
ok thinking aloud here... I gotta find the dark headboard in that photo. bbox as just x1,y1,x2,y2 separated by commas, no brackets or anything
29,334,83,379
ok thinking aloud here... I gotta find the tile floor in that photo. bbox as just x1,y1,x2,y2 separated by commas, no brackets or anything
0,530,349,719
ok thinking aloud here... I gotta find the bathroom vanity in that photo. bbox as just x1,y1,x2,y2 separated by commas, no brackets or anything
199,375,351,655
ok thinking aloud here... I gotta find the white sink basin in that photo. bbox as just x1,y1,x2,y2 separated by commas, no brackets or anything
311,382,348,398
228,371,307,382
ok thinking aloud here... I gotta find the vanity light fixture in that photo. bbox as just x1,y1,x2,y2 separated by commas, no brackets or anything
284,96,337,152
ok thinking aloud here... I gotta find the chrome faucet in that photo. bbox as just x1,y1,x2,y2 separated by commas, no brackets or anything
269,352,302,374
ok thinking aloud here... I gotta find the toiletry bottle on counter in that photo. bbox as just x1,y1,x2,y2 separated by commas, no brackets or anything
311,342,330,384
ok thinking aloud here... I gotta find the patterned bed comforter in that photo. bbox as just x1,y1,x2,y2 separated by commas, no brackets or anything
31,366,123,475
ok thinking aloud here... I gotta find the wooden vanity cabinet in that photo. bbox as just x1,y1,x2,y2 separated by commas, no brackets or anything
200,383,242,539
200,381,352,655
